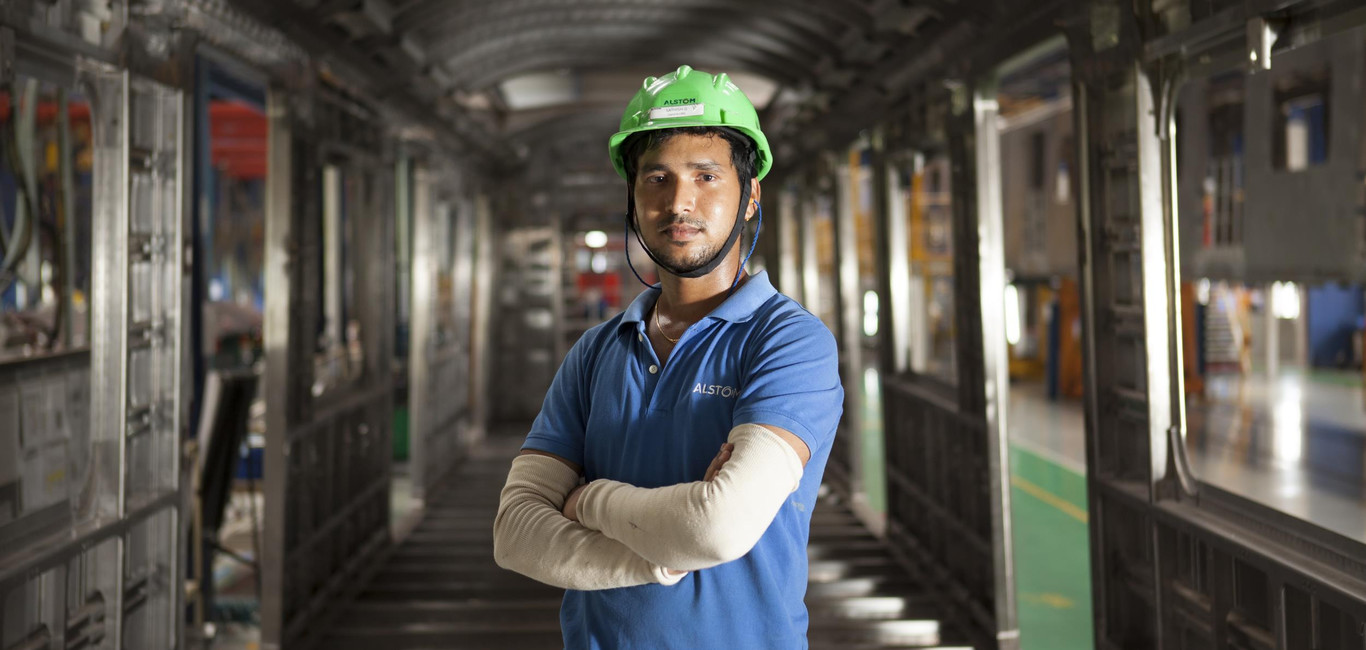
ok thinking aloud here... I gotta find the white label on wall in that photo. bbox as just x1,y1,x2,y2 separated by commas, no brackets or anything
19,381,48,450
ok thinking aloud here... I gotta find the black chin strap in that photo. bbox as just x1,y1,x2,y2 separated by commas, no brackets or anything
625,181,751,283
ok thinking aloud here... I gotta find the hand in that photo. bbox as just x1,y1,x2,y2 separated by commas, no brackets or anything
703,443,734,482
562,483,587,522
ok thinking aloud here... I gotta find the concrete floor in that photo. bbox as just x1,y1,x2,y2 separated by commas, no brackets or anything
206,468,422,650
204,365,1365,649
1188,368,1366,540
995,367,1366,649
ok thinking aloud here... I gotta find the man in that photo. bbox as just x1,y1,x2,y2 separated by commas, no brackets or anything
494,64,843,649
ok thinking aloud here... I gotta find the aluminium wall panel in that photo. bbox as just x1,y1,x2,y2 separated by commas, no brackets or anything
1242,30,1365,284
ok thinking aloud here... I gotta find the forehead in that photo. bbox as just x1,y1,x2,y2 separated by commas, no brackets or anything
639,133,735,170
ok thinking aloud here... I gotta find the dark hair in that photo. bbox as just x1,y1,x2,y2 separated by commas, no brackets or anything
620,126,757,186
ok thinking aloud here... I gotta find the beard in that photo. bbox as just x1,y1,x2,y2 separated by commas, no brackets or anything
645,215,727,275
647,237,723,275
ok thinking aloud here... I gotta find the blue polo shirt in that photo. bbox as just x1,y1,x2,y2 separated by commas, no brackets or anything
522,271,843,649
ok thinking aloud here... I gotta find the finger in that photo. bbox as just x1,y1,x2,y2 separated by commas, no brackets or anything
704,446,735,481
703,449,727,481
704,458,722,482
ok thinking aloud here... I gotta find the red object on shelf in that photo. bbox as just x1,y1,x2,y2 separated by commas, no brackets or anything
576,272,622,310
0,94,93,124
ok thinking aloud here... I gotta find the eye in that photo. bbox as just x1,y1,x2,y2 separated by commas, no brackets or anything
645,174,666,183
700,174,718,182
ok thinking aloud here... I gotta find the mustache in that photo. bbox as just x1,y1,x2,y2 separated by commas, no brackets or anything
658,216,707,233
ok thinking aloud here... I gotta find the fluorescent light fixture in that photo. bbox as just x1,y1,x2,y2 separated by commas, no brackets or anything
1004,284,1022,346
863,291,879,337
584,230,608,249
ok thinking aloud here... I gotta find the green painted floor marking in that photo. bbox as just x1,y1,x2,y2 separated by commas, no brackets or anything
860,371,887,514
1009,444,1094,650
853,388,1093,646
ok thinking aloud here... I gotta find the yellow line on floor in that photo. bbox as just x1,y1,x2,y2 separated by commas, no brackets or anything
1011,475,1089,524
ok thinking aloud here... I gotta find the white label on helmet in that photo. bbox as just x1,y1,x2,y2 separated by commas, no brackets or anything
648,103,705,120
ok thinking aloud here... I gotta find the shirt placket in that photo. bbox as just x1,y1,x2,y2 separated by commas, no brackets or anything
634,322,664,408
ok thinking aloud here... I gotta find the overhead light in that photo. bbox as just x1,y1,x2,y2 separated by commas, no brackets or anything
863,291,879,337
1272,282,1300,320
1005,284,1022,346
584,231,608,249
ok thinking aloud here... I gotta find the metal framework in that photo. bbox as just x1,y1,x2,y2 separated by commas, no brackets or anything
0,24,188,649
407,163,477,498
4,3,1366,650
260,90,397,649
1073,2,1366,647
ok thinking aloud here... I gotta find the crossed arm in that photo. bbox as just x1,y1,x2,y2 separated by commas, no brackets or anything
492,424,810,589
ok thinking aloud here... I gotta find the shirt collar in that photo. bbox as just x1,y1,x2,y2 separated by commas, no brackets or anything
620,270,777,329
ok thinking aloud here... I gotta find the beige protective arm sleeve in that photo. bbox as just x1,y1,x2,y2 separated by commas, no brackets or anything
575,424,804,572
493,453,685,590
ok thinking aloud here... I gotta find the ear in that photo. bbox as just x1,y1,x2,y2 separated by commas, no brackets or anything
744,178,762,221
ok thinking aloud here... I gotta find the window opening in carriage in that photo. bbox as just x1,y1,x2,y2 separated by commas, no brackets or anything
992,37,1093,645
189,62,270,631
1272,64,1330,172
904,150,957,386
811,194,840,335
433,200,460,350
845,141,886,518
996,41,1083,413
0,77,95,363
395,158,413,362
315,164,366,396
199,96,267,375
1175,49,1366,542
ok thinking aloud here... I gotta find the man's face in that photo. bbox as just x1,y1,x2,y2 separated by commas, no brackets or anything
632,133,751,275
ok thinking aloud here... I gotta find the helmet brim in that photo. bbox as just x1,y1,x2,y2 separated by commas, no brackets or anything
608,122,772,181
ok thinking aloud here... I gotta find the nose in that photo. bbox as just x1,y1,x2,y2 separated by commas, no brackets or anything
666,178,696,216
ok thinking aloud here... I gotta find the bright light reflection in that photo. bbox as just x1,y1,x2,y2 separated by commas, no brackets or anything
1196,278,1211,306
1272,281,1300,320
590,252,607,273
1004,284,1021,346
863,291,879,337
584,230,608,249
863,366,880,398
1272,382,1303,464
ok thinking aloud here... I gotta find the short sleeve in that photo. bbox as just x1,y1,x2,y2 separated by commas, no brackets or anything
522,333,593,466
732,313,843,457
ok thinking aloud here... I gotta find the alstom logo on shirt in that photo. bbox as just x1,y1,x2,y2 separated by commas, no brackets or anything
693,383,738,398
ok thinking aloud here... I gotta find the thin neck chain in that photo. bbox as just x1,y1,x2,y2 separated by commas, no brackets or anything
653,301,682,344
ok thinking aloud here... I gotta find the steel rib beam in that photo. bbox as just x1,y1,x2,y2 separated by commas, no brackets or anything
453,49,806,93
395,0,874,39
436,26,817,90
415,8,846,65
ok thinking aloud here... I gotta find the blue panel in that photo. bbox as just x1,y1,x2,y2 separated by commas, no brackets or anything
1307,283,1364,368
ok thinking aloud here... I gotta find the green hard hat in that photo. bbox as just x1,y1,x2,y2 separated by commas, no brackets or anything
608,65,772,181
